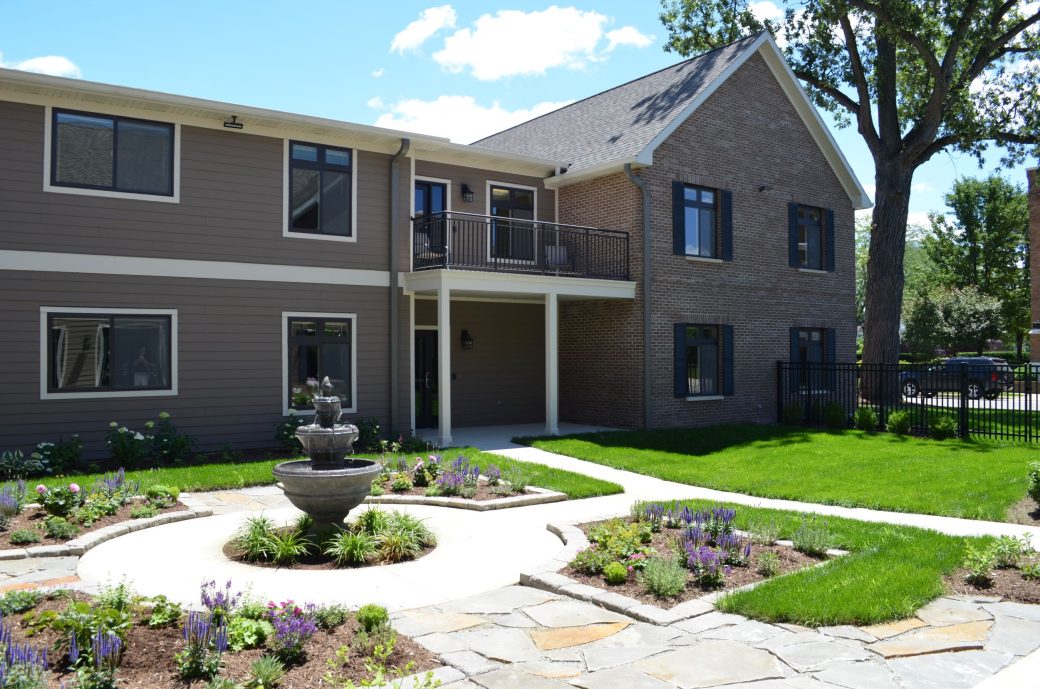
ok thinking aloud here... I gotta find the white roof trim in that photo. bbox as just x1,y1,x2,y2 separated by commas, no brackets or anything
543,156,644,189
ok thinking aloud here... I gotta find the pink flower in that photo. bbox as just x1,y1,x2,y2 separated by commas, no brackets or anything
69,483,80,493
35,485,47,495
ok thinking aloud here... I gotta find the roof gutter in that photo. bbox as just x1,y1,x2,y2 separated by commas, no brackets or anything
624,163,653,430
389,138,411,437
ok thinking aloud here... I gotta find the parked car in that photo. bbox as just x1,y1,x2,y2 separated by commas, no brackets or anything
900,357,1014,400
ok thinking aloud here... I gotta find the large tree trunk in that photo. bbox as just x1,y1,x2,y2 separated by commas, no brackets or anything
862,164,913,403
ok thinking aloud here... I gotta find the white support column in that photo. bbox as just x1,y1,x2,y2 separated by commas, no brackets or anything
437,286,452,447
545,291,560,436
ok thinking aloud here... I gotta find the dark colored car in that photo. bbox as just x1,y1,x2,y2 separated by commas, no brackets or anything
900,357,1014,400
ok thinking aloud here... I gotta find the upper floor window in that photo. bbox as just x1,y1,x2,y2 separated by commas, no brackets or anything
288,141,353,238
672,182,732,260
788,203,835,271
43,308,177,399
51,110,174,197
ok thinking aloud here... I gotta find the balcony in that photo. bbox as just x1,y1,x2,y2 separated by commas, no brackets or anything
412,211,630,281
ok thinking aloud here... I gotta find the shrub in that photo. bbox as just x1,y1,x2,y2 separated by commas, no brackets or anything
355,604,390,634
44,516,79,540
324,530,376,567
1022,562,1040,581
31,436,82,475
930,415,958,440
130,504,159,519
792,518,831,557
389,473,413,493
887,410,912,435
314,604,349,631
822,403,846,429
95,582,137,614
781,404,803,425
144,484,180,508
756,551,781,577
145,595,182,628
267,601,318,664
227,617,274,652
853,407,878,432
9,529,40,545
993,536,1033,568
963,543,996,585
37,482,85,518
502,465,529,494
176,611,228,681
369,480,385,497
1028,461,1040,509
237,598,270,621
105,423,152,465
570,547,610,575
637,557,686,599
151,412,194,464
245,655,285,689
0,590,42,615
274,412,306,453
0,450,49,481
603,561,628,585
354,418,381,453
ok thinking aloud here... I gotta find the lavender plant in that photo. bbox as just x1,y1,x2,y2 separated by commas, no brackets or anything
485,465,501,486
200,579,243,622
267,601,317,664
644,503,664,532
0,614,48,689
686,544,729,588
72,629,122,689
176,610,228,680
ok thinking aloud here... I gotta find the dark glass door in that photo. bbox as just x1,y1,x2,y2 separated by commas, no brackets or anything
490,185,535,261
415,331,438,429
415,181,447,257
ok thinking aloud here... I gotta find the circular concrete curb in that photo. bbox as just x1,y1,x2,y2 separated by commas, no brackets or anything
365,486,567,511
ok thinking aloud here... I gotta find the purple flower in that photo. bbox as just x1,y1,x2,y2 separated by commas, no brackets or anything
35,485,47,495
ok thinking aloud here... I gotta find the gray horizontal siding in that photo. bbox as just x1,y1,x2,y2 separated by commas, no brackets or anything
0,270,394,459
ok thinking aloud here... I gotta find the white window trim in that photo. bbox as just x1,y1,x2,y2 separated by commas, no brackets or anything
282,139,358,243
412,174,453,272
685,395,725,402
282,311,358,417
485,180,539,265
42,106,181,204
39,306,179,400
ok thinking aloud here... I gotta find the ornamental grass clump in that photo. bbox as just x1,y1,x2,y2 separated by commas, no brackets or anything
176,610,228,681
267,601,317,664
792,518,832,557
323,530,376,566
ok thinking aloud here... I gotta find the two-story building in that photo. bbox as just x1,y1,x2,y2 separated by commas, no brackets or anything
0,33,869,457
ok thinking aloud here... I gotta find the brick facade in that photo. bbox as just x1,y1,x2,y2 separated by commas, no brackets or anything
1029,168,1040,360
558,52,856,429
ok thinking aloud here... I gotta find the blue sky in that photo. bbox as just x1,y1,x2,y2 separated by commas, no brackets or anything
1,0,1031,225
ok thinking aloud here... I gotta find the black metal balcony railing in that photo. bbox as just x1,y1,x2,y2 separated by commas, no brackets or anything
412,211,630,281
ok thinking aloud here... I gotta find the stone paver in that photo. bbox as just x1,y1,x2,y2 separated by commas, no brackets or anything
671,611,743,635
471,668,569,689
866,620,992,658
439,650,502,675
812,660,901,689
442,627,542,664
771,639,875,672
635,641,785,688
440,587,559,615
523,599,630,627
571,666,676,689
860,617,928,639
514,660,583,679
530,622,629,651
887,650,1014,689
983,601,1040,622
985,615,1040,656
915,597,994,627
818,625,878,643
582,644,668,672
699,619,788,643
392,611,484,637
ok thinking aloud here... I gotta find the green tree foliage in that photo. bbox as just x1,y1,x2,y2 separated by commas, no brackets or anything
904,285,1003,356
659,0,1040,368
855,216,933,326
924,176,1030,354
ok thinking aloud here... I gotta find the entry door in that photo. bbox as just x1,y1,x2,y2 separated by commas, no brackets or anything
415,181,447,257
489,185,535,261
415,331,438,429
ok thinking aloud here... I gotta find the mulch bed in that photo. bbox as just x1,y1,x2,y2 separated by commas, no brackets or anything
568,520,824,609
1,501,187,548
9,592,440,688
223,530,435,571
948,566,1040,604
373,477,525,502
1006,497,1040,526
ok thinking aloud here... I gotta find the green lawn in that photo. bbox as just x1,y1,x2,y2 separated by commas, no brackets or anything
42,447,622,500
645,498,974,626
520,425,1034,521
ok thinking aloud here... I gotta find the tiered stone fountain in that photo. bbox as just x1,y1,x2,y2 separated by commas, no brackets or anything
273,377,381,530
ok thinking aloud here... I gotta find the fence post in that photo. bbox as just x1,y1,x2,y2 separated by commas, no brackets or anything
1027,365,1034,444
776,361,783,423
959,365,970,439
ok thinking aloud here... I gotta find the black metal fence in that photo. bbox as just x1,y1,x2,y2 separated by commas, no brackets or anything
412,211,630,280
777,361,1038,442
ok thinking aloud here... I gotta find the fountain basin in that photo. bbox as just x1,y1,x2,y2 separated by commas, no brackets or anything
295,423,360,470
273,459,382,529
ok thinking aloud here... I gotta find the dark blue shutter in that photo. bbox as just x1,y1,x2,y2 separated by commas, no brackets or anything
825,209,835,272
674,324,687,397
722,325,734,395
789,328,801,392
790,328,800,362
788,202,799,268
672,182,685,256
720,190,733,261
826,328,837,363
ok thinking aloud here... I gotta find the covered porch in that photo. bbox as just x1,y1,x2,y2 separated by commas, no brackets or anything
401,269,635,447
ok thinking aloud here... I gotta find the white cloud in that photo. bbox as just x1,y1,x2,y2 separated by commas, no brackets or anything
912,182,933,193
366,96,385,109
907,211,931,229
371,68,385,78
748,1,783,22
432,7,652,81
371,95,573,143
391,5,457,54
605,26,653,52
0,52,81,78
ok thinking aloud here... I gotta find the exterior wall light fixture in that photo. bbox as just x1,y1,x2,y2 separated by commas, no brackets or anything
461,184,475,203
223,115,244,130
460,329,475,350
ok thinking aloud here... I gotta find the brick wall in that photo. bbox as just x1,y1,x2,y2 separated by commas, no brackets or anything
558,51,856,429
1029,169,1040,360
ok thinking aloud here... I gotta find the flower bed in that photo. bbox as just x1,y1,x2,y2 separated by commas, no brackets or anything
0,472,185,549
565,502,833,609
224,508,436,570
950,535,1040,604
0,580,439,688
370,454,527,500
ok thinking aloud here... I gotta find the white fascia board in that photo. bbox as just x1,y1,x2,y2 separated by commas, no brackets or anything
400,269,636,300
543,156,645,189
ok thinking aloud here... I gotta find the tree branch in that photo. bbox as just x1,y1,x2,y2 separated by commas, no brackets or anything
839,14,881,155
961,10,1040,88
914,131,1039,165
792,69,861,114
848,0,944,82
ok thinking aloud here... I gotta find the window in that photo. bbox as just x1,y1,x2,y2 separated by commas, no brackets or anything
788,203,835,271
672,183,732,260
415,179,448,260
673,324,734,397
285,315,355,411
288,141,353,238
489,184,535,261
43,309,175,397
51,109,174,196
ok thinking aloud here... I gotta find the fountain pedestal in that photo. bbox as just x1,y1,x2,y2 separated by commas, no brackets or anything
273,377,381,529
